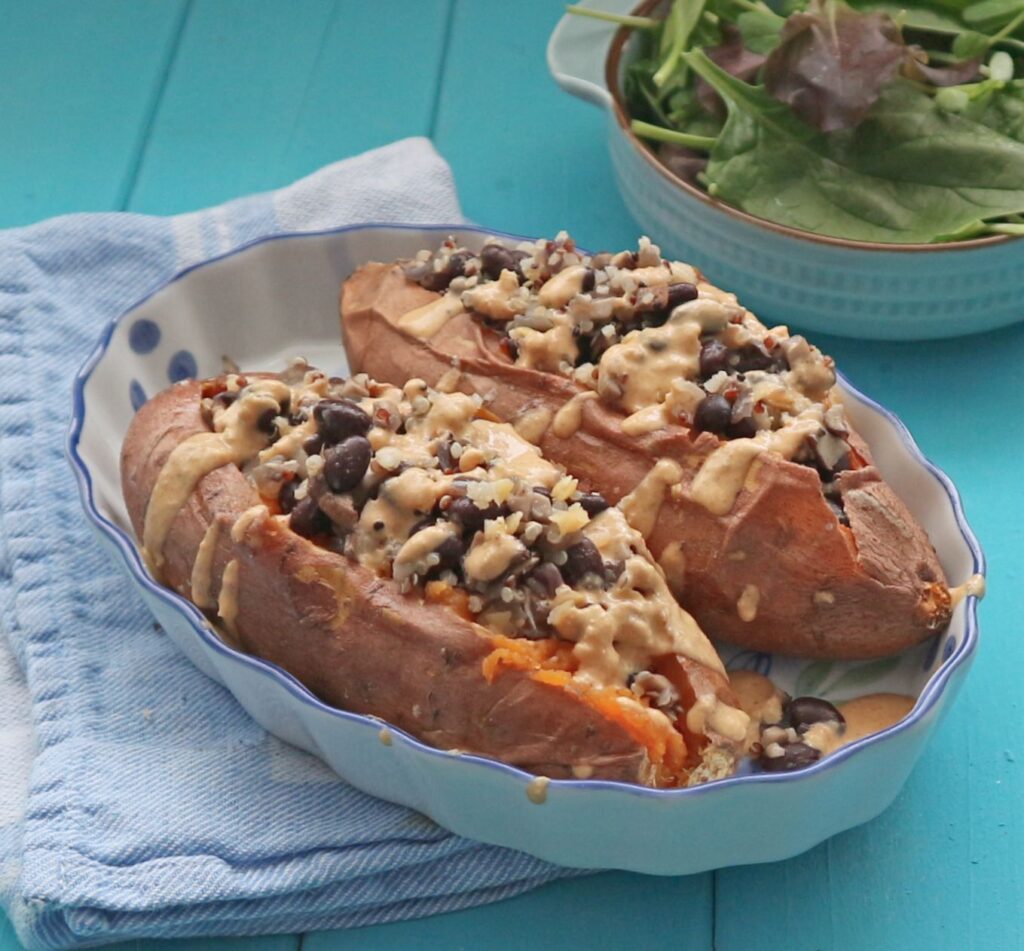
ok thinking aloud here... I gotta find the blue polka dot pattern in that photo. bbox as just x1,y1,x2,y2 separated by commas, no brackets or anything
129,379,147,412
128,319,161,354
167,350,198,383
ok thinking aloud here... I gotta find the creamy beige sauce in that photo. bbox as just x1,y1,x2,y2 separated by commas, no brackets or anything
537,264,586,308
462,267,521,320
397,293,465,338
464,526,525,582
217,558,240,636
143,382,286,576
685,693,749,743
618,459,682,539
657,541,686,598
949,573,986,607
688,410,824,516
190,518,221,610
231,504,269,545
728,670,914,759
550,508,726,682
526,776,550,804
736,584,760,623
551,391,597,440
512,405,553,444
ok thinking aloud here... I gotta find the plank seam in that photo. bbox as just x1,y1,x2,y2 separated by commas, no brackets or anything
427,0,458,138
117,0,194,210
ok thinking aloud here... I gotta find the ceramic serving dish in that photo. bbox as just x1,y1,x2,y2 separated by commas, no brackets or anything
547,0,1024,341
68,223,984,875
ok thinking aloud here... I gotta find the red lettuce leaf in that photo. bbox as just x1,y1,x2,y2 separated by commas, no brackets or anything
763,0,907,132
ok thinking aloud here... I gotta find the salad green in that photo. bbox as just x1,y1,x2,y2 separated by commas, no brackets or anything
568,0,1024,242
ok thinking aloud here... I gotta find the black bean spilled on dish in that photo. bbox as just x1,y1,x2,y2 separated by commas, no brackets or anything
759,741,821,772
787,696,846,734
324,435,372,493
314,398,372,445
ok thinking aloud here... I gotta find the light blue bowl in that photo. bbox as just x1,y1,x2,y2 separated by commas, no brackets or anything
67,223,984,874
548,0,1024,340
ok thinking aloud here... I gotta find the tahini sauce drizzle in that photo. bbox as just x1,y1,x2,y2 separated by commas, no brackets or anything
142,380,288,576
190,518,222,610
618,459,682,539
948,573,986,607
551,391,597,439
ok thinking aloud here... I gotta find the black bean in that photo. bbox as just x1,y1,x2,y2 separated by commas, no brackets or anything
289,495,331,538
435,434,456,473
288,410,308,427
699,339,730,379
433,533,465,574
447,496,488,534
526,562,563,599
577,492,609,516
603,560,625,584
729,415,758,439
480,244,526,281
314,399,371,445
581,268,596,293
788,697,845,733
665,282,698,309
324,436,372,493
694,394,733,435
562,538,604,587
420,250,474,292
732,344,774,373
277,479,298,514
759,741,821,772
257,407,278,436
212,390,238,409
303,433,324,457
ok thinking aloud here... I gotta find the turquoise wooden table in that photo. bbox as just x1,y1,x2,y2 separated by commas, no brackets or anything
2,2,1021,948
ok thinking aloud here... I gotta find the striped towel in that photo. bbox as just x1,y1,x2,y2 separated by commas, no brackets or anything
0,138,572,950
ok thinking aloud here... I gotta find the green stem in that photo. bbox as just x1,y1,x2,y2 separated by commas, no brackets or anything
992,7,1024,42
631,119,717,149
989,222,1024,234
564,5,660,29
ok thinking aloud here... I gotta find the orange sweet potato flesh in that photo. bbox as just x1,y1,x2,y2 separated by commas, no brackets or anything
341,263,951,659
121,380,721,786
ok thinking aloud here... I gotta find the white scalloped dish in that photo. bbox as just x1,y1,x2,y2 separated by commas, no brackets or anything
67,224,984,875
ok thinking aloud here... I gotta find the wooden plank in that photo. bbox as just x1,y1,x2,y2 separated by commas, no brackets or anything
715,329,1024,950
0,0,188,227
432,0,639,251
125,0,452,215
303,871,713,950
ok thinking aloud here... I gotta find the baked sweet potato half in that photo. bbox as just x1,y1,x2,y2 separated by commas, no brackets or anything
121,362,748,787
341,234,951,659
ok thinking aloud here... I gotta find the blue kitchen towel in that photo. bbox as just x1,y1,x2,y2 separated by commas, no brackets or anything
0,138,573,951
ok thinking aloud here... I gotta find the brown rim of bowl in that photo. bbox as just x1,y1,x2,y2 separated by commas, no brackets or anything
604,0,1018,253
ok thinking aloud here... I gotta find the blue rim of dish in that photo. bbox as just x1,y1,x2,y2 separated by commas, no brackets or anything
66,221,986,801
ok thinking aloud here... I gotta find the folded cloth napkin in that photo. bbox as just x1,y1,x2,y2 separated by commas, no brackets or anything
0,138,575,951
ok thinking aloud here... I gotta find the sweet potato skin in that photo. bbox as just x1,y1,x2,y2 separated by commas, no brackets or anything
121,380,665,783
341,263,951,659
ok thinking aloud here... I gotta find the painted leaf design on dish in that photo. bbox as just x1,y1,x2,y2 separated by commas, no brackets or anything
824,656,901,696
794,660,834,697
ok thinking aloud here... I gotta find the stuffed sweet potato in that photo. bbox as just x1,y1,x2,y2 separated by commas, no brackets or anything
121,362,748,787
341,234,951,658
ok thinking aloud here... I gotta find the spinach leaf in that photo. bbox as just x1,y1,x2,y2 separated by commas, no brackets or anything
966,79,1024,140
686,50,1024,242
736,8,787,53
